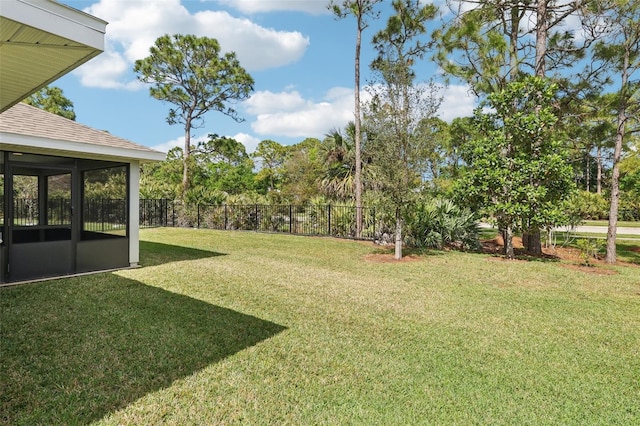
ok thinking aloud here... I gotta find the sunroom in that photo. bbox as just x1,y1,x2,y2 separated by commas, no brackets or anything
0,0,165,283
0,104,164,283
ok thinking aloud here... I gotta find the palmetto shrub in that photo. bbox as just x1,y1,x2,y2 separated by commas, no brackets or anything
405,198,480,251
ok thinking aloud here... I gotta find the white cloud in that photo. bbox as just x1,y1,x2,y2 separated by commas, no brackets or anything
217,0,330,15
151,133,209,153
436,0,480,17
244,90,307,114
233,132,261,153
73,0,309,89
191,11,309,71
151,136,184,153
244,84,476,140
152,132,260,153
437,84,477,122
74,49,143,90
247,88,354,138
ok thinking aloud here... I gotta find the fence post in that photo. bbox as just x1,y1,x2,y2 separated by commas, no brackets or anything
224,204,228,230
328,204,331,236
289,204,293,233
254,204,258,231
197,204,200,228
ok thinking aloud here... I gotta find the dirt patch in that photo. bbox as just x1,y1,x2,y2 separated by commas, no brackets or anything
483,236,582,262
481,235,639,274
363,253,423,263
361,235,637,272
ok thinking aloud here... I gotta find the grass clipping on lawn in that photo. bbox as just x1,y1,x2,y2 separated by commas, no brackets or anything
1,228,639,425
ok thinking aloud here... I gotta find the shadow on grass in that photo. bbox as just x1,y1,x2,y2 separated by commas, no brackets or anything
139,240,227,267
618,242,640,265
0,275,286,425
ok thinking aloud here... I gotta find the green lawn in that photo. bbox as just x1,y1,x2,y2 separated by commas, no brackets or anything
2,228,639,425
584,219,640,228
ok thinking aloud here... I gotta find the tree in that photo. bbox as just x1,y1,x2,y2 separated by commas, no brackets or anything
197,134,250,166
281,138,324,203
433,1,526,95
320,124,356,201
414,117,450,182
134,34,254,198
23,86,76,120
446,117,476,179
252,139,289,194
456,76,575,259
365,0,439,259
620,134,640,219
140,147,186,200
330,0,383,237
434,0,586,255
195,134,256,195
587,0,640,263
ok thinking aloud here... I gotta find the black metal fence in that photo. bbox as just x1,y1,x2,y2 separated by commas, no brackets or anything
8,198,390,240
140,199,386,240
83,198,126,232
10,197,71,226
140,198,176,228
9,198,126,231
199,204,379,239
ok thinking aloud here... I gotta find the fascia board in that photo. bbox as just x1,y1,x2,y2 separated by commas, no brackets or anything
1,132,167,163
1,0,107,49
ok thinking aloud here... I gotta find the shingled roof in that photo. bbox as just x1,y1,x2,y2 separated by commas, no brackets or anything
0,103,165,162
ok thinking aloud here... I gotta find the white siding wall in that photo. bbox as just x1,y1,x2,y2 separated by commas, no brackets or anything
129,160,140,267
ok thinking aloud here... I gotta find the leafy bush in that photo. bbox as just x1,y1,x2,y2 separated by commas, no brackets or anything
567,191,609,220
576,238,604,266
405,198,480,251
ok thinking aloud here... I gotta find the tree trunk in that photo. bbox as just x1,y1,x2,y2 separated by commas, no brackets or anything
182,123,191,198
606,107,625,264
523,0,547,257
354,11,364,238
525,229,542,255
585,153,590,192
535,0,547,78
596,145,603,195
394,207,402,259
606,166,620,264
503,225,514,259
606,36,631,264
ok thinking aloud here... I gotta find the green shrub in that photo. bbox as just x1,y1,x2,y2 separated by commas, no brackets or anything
567,191,609,220
405,198,480,251
575,238,604,266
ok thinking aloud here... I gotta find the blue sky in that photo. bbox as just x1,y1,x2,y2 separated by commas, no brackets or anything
56,0,478,154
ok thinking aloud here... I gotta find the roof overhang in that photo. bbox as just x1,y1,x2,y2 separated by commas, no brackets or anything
0,133,166,163
0,0,107,113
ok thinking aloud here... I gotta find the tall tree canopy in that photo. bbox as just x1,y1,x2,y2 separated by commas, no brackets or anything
134,34,254,198
23,86,76,120
252,139,290,196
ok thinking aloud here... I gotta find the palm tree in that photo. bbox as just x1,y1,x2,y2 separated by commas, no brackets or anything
321,123,356,201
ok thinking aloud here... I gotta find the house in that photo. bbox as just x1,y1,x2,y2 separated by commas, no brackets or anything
0,0,165,283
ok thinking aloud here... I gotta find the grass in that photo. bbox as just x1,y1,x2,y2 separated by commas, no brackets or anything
584,219,640,228
2,228,640,425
